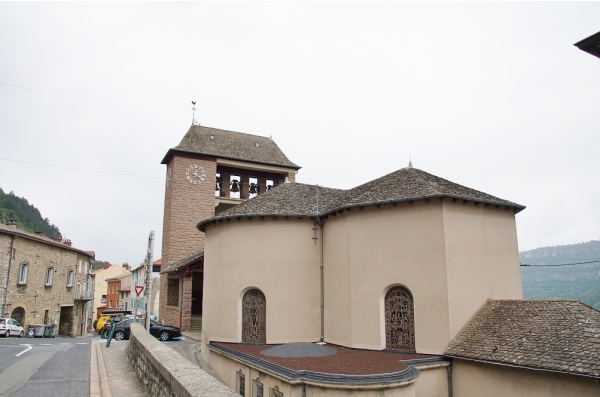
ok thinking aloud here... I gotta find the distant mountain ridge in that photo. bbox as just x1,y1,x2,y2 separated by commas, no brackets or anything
0,188,61,239
520,240,600,310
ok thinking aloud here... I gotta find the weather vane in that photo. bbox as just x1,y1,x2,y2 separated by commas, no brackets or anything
191,101,198,125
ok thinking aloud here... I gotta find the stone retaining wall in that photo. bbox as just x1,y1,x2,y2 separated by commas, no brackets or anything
127,323,238,397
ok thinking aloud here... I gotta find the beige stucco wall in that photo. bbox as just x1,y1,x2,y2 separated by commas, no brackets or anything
323,199,521,353
202,198,522,355
323,201,451,352
442,202,523,339
202,218,321,354
451,359,600,397
414,365,449,397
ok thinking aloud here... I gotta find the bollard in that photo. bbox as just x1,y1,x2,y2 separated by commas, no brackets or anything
105,321,117,348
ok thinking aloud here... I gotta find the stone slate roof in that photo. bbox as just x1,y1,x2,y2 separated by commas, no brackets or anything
161,124,300,169
0,223,93,257
161,249,204,274
340,167,524,211
198,167,524,231
445,300,600,379
198,183,344,231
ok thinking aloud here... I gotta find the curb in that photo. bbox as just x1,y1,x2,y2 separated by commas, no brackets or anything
91,341,112,397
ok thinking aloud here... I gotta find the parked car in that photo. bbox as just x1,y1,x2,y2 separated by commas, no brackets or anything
112,318,182,341
100,315,135,339
0,318,24,338
94,309,132,334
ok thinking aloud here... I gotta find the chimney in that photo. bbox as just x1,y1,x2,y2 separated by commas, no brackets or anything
123,263,130,271
7,220,17,228
54,234,63,244
35,231,43,236
63,239,72,247
102,262,110,270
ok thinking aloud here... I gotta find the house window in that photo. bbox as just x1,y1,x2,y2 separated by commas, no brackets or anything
236,370,245,396
45,267,54,286
385,285,415,351
242,289,266,343
109,299,113,308
18,263,28,284
167,278,179,306
252,377,263,397
269,386,283,397
67,271,74,287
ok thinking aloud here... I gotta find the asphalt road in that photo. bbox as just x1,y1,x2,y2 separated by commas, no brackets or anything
0,334,92,396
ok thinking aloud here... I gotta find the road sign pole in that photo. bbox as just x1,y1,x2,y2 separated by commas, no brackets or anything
145,231,154,331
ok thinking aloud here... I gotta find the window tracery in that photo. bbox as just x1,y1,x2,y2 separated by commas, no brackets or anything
385,286,415,350
242,289,266,343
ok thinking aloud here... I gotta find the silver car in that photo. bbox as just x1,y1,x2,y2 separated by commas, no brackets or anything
0,318,24,338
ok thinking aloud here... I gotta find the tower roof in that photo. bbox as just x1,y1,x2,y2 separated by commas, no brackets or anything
162,124,300,170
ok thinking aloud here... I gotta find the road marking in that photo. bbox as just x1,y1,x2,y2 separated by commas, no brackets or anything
40,343,53,346
76,342,89,345
16,344,32,357
0,351,54,396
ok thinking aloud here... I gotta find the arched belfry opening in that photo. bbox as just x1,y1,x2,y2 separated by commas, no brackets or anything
384,285,415,351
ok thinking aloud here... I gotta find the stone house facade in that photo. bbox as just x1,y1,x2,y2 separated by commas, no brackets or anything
0,222,94,336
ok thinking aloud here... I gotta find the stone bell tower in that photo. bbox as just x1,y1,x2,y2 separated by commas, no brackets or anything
159,124,300,328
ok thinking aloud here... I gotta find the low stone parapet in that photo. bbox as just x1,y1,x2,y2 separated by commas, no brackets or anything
127,323,238,397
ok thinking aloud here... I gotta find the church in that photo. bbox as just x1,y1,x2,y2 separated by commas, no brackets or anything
160,124,599,397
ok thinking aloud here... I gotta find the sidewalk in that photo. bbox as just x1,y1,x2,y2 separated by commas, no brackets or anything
90,331,203,397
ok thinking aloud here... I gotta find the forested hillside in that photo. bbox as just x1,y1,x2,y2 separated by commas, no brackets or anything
0,188,61,239
520,240,600,310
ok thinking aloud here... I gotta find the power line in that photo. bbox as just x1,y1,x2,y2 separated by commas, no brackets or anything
520,260,600,267
0,157,161,180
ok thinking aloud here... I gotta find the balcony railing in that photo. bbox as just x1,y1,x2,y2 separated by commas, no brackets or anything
74,290,93,301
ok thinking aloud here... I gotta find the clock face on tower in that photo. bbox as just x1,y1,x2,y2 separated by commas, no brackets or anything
185,164,206,184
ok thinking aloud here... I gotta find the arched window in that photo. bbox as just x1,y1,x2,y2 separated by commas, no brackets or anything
242,289,266,343
11,307,25,325
385,286,415,350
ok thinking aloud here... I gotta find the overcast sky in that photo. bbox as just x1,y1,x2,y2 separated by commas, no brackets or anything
1,2,598,266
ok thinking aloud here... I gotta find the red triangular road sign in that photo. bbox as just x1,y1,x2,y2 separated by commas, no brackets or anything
135,285,144,297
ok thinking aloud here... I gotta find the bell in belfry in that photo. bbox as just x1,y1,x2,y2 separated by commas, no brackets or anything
230,179,240,193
